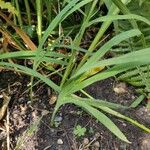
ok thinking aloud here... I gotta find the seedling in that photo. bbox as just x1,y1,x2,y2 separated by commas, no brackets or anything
73,125,87,137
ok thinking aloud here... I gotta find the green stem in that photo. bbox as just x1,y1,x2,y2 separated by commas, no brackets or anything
24,0,31,26
50,96,63,125
60,1,98,87
36,0,42,43
80,89,94,99
77,0,130,70
112,0,138,28
45,0,52,23
15,0,23,28
78,22,110,69
112,0,147,48
11,0,17,25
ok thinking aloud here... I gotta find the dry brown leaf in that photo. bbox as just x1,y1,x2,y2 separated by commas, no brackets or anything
0,11,37,51
0,92,11,120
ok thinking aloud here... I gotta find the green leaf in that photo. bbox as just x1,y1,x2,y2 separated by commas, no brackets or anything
0,0,18,15
0,51,67,65
88,14,150,27
64,64,132,94
34,0,93,70
139,0,146,6
74,47,150,79
129,95,145,108
38,0,93,49
72,29,142,78
73,125,87,137
60,95,130,143
0,62,60,92
97,105,150,133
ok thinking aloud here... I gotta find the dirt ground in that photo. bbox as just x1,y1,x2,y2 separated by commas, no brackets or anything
0,71,150,150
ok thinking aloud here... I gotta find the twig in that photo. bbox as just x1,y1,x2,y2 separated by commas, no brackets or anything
6,108,10,150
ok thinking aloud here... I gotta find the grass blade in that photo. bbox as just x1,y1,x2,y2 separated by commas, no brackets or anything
61,95,130,143
0,62,60,92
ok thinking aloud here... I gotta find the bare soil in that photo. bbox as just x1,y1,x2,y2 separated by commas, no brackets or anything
0,71,150,150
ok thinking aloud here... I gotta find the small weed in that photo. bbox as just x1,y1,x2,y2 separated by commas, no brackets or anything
89,127,94,134
73,125,87,137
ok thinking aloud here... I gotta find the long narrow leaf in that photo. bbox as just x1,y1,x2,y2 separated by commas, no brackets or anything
0,62,60,92
98,105,150,133
88,14,150,27
38,0,92,49
66,64,140,94
73,47,150,78
61,96,130,143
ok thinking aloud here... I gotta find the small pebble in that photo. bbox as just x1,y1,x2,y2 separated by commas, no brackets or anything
51,128,55,132
114,82,127,94
93,141,100,148
20,105,27,115
13,113,18,118
83,138,89,145
54,116,63,122
27,101,31,105
57,139,63,145
136,107,150,123
94,132,100,139
140,134,150,150
49,94,57,105
131,95,135,99
122,123,127,127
